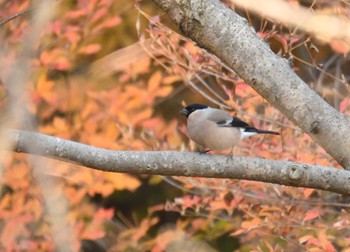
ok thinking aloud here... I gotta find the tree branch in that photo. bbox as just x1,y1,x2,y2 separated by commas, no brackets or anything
8,129,350,194
0,7,34,27
151,0,350,169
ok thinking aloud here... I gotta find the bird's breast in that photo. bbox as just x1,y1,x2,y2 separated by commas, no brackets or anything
187,119,241,151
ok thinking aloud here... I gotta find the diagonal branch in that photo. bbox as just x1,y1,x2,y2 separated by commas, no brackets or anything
0,7,34,27
9,129,350,195
151,0,350,169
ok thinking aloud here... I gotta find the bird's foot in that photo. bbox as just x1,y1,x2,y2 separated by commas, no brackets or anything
226,154,234,162
199,149,211,154
226,147,235,162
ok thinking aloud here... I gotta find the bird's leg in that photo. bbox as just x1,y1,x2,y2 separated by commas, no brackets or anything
229,146,234,155
226,146,235,161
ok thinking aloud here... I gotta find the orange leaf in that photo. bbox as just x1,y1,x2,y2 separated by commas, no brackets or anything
106,173,141,192
53,117,68,131
40,49,71,71
241,218,261,230
94,208,114,221
133,218,159,241
209,200,229,211
148,70,162,92
131,108,153,125
64,9,88,20
318,229,333,250
90,180,114,197
230,229,245,236
131,57,150,75
99,16,122,28
324,242,336,252
90,8,108,24
54,57,71,71
162,75,181,85
155,86,173,97
103,121,120,140
64,30,81,46
80,226,105,240
93,16,122,32
303,188,314,198
37,74,53,93
330,40,350,54
79,44,102,55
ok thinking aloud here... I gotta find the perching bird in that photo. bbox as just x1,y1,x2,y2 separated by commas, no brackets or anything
180,104,280,152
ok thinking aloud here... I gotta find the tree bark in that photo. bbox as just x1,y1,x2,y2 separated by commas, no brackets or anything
9,129,350,195
151,0,350,169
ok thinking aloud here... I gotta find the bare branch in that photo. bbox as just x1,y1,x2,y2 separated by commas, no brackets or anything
151,0,350,169
0,7,34,27
9,129,350,195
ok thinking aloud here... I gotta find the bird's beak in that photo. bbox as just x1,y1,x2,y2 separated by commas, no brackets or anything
180,108,189,117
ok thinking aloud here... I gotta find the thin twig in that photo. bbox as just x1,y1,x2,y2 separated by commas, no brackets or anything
0,7,34,27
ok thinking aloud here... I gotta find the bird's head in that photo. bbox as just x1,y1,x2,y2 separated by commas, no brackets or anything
180,104,208,118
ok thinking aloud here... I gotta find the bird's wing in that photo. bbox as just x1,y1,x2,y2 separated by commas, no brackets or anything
206,108,233,123
217,116,251,128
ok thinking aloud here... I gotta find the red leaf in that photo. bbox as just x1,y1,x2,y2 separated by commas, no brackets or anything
90,8,108,24
92,16,122,32
339,98,350,113
304,207,320,221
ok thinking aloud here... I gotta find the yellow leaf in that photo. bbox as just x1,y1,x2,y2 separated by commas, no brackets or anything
148,70,162,92
37,74,54,93
155,86,173,97
131,108,153,125
106,173,141,191
163,75,182,85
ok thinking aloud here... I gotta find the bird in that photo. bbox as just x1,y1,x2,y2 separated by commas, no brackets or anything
180,103,280,153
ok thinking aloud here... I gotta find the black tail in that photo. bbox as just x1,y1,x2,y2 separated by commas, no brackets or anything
256,129,280,135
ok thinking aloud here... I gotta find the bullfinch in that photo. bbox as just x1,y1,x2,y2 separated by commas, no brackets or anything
180,103,279,152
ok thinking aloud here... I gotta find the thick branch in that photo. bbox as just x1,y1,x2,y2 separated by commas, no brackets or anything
151,0,350,169
9,129,350,194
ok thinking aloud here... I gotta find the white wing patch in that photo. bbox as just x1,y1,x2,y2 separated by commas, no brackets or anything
240,128,258,139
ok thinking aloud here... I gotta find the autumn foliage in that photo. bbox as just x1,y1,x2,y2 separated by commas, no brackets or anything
0,0,350,251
